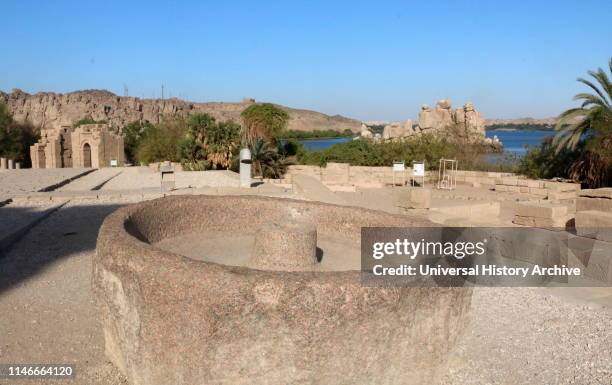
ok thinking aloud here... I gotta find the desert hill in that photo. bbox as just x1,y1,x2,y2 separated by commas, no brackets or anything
0,89,362,133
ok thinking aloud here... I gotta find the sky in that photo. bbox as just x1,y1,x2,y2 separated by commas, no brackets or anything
1,0,611,121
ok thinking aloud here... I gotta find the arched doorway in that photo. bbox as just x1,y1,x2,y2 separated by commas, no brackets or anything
83,143,92,168
38,147,46,169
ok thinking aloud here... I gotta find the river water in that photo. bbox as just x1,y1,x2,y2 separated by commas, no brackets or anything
297,130,554,157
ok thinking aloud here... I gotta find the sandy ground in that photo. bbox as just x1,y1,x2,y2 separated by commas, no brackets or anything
0,169,91,202
1,196,611,384
0,200,129,385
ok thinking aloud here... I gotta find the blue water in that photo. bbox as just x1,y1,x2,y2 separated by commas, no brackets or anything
297,130,553,156
297,137,353,150
485,129,553,155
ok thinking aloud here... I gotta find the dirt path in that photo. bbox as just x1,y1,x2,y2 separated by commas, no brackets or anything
0,200,128,385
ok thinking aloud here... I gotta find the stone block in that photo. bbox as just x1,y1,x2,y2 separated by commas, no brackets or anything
579,188,612,199
514,201,568,219
501,178,518,186
548,191,577,201
577,196,612,212
529,187,549,197
575,210,612,242
567,236,612,283
525,180,543,188
544,181,581,192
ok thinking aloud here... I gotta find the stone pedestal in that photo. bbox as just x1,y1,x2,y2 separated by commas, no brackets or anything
239,148,252,188
0,158,6,169
7,159,14,169
15,162,21,169
249,221,318,271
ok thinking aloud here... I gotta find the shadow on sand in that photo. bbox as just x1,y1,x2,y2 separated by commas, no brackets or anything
0,203,123,294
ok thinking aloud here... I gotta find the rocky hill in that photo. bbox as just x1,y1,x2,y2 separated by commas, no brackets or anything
0,89,362,133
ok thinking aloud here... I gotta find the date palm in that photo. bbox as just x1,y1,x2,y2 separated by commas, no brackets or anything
240,103,289,147
553,58,612,151
553,58,612,187
250,138,290,178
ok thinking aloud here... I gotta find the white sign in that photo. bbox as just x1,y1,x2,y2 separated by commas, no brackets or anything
413,162,425,177
393,162,405,172
110,159,118,167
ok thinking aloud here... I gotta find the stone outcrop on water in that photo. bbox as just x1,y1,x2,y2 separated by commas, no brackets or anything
367,99,492,146
418,99,485,136
0,89,362,133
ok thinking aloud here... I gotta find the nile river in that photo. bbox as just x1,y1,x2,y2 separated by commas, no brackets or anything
298,130,554,156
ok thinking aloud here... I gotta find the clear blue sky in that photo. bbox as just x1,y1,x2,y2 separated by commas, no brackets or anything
1,0,611,121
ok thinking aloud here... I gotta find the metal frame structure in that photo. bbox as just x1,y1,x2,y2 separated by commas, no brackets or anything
437,158,457,190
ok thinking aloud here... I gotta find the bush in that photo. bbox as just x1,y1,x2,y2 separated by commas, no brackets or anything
122,121,154,163
297,134,494,170
0,102,38,166
240,103,289,145
179,113,241,170
136,117,187,164
73,116,107,127
517,137,578,179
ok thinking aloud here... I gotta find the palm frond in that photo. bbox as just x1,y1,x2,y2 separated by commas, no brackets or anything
577,76,610,107
573,93,610,109
588,68,612,102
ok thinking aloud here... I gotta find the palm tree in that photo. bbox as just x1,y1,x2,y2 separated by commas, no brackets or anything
554,58,612,151
250,138,290,178
553,58,612,187
240,103,289,147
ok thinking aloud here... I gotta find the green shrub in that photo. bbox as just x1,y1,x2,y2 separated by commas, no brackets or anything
73,116,107,127
136,117,187,164
517,137,578,179
179,113,241,170
0,102,38,166
122,121,154,163
297,134,494,170
240,103,289,145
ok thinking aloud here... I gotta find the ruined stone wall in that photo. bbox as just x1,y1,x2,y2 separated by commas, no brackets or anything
286,164,515,188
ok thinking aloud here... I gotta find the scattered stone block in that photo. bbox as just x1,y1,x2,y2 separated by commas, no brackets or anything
515,201,568,219
567,236,612,283
575,210,612,242
577,188,612,212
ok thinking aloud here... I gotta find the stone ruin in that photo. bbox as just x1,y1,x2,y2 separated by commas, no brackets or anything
93,195,472,385
30,123,124,169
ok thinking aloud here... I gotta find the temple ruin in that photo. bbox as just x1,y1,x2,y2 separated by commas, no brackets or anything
30,123,124,169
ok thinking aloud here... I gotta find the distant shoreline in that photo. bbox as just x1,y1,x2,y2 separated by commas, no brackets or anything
486,123,555,132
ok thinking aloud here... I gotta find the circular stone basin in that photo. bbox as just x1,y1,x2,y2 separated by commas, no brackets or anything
93,195,472,385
